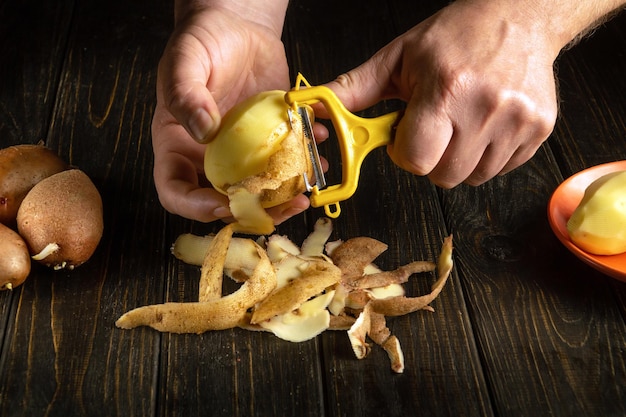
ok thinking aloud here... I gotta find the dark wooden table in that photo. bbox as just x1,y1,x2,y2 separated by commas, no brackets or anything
1,1,626,416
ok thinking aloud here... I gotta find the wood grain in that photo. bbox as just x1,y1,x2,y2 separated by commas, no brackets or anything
0,0,625,416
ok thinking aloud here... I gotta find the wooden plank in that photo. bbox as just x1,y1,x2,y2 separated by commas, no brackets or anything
550,17,626,176
551,14,626,325
0,0,623,416
159,329,325,416
0,1,72,145
0,0,172,415
438,13,626,417
155,221,326,417
319,170,494,417
285,1,493,415
0,0,75,412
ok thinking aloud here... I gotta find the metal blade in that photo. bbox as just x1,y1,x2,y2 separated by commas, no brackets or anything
288,107,327,191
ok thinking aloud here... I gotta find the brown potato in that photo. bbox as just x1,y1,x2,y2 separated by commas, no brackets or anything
17,169,103,270
0,222,31,290
0,144,68,225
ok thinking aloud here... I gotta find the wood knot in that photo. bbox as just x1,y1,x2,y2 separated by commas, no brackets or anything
480,234,525,262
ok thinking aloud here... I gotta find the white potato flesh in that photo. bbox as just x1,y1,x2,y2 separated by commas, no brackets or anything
259,291,335,342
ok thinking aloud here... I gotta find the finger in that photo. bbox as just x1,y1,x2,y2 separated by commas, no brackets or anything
498,114,556,176
323,45,401,113
388,94,454,179
153,147,232,222
152,116,231,222
463,144,512,186
498,137,547,177
265,194,311,226
158,37,221,144
313,122,329,143
161,177,232,223
462,127,537,186
466,101,556,184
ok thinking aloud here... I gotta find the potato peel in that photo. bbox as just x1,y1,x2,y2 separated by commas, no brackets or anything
258,291,334,342
117,219,454,373
115,242,275,333
383,336,405,374
251,258,341,324
266,234,301,262
228,186,276,235
328,313,356,330
347,303,372,359
331,237,388,282
347,302,401,372
347,261,436,289
300,217,333,256
171,232,259,282
198,224,233,302
369,236,453,317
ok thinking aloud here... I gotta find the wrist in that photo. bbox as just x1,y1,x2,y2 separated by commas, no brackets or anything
174,0,289,36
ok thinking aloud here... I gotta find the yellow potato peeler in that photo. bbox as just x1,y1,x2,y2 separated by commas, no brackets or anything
284,74,402,218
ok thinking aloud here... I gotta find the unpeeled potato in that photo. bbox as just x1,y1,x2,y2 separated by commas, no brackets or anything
0,144,68,225
17,169,103,270
0,223,31,290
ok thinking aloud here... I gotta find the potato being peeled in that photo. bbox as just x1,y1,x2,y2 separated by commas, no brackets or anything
0,144,68,225
567,170,626,255
0,222,31,290
17,169,104,270
204,90,314,234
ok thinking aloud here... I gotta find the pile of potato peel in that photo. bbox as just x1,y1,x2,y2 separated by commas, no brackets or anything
116,218,453,373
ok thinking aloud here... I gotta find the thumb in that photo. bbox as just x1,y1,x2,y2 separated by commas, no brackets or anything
323,47,400,113
157,44,221,144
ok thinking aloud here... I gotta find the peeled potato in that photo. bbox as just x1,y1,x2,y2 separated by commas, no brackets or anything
0,223,31,290
0,144,68,225
204,90,314,234
17,169,104,270
204,90,313,207
567,170,626,255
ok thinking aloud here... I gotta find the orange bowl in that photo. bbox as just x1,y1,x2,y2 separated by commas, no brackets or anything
548,160,626,282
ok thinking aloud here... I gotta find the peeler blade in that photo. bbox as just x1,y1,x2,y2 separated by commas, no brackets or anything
289,106,327,192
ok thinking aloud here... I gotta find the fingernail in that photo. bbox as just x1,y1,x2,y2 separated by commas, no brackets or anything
213,206,231,218
188,108,215,143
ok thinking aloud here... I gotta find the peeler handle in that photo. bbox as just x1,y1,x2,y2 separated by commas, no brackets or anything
285,86,402,217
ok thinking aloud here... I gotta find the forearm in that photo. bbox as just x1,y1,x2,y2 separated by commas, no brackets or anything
539,0,625,48
558,0,626,48
174,0,290,36
458,0,626,57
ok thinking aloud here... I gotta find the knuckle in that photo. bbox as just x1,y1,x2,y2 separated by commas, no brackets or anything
390,148,436,177
437,64,475,104
163,82,192,113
